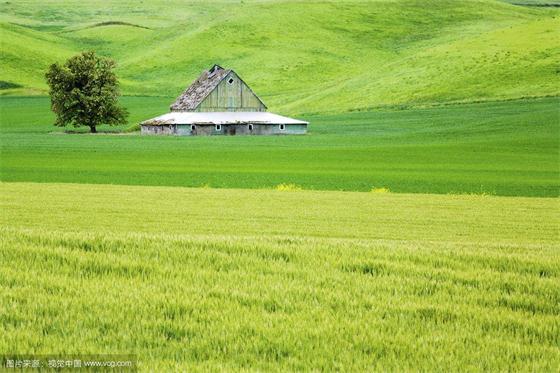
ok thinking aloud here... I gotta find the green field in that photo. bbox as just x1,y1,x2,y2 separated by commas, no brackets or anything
1,0,559,113
1,182,559,371
1,96,558,197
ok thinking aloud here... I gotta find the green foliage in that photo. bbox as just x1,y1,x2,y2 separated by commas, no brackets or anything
1,182,558,371
45,51,127,133
1,97,558,197
1,1,558,113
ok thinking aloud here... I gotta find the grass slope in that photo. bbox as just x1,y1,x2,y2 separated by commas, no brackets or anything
1,97,558,197
0,0,558,113
1,182,558,371
502,0,560,4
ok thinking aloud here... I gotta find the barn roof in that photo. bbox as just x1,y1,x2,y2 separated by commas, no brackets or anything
168,65,236,111
141,111,308,126
170,65,232,111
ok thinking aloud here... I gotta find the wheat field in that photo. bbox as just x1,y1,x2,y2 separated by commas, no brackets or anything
1,182,558,371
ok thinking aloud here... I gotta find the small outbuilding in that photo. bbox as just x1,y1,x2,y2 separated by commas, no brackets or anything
141,64,308,136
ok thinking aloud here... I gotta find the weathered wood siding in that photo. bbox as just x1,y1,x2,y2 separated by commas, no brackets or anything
178,124,306,136
141,124,177,135
196,72,266,112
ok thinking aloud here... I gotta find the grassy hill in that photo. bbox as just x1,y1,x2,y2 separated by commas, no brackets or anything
1,0,558,114
502,0,560,4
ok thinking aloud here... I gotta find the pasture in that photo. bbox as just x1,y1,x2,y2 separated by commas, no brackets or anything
1,182,559,371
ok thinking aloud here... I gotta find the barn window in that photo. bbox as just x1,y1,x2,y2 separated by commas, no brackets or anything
279,124,285,131
228,77,234,85
191,125,196,131
215,124,222,131
248,124,253,131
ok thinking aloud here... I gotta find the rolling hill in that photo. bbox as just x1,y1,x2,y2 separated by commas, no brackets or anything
1,0,558,114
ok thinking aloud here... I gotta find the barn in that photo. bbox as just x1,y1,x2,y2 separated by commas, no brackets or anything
141,64,308,136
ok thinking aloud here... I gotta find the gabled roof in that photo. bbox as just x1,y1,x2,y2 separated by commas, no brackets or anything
170,65,232,111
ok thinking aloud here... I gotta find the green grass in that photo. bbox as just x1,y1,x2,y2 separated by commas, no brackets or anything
502,0,560,5
0,0,558,113
1,96,558,197
1,181,558,371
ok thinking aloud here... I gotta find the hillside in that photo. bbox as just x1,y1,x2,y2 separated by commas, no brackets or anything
1,0,558,114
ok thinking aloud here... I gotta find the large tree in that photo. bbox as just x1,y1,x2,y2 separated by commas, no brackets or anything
45,51,128,133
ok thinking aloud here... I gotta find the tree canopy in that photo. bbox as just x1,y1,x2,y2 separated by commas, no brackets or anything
45,51,128,133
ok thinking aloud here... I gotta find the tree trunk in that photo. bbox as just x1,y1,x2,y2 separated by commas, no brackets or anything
90,125,97,133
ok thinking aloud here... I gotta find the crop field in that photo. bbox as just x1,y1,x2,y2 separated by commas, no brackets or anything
1,182,559,371
1,97,558,197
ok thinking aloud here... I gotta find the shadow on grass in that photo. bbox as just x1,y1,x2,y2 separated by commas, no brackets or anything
50,127,139,135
